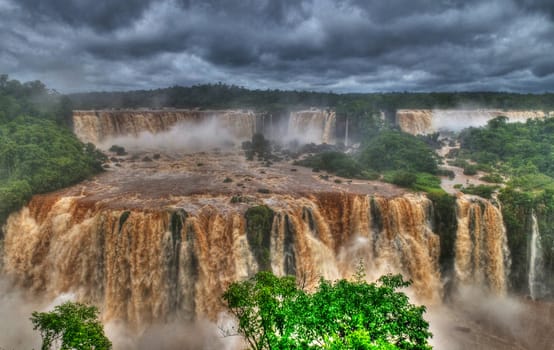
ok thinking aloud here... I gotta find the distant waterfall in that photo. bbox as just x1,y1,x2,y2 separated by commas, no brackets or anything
288,110,336,144
344,117,349,147
529,212,544,300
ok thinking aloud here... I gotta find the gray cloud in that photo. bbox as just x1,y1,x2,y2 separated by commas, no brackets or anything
1,0,553,93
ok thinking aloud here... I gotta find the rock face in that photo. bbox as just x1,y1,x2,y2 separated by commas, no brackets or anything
396,109,554,135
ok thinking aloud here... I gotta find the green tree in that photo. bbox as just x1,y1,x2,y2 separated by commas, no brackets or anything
222,271,432,350
359,131,438,174
30,302,112,350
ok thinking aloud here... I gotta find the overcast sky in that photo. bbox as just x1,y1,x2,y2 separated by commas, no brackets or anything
1,0,554,93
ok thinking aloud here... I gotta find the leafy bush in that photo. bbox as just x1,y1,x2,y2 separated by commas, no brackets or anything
436,168,455,179
244,133,272,161
359,131,438,174
460,184,498,199
223,271,432,350
463,164,478,175
31,302,112,350
384,171,417,188
0,117,103,223
480,173,504,183
295,151,363,179
245,206,274,271
413,173,443,192
109,144,127,156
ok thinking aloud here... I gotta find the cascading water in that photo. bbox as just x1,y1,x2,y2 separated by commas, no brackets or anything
288,109,337,144
454,195,510,295
2,191,450,328
73,110,259,144
344,117,349,147
529,211,544,300
396,109,554,135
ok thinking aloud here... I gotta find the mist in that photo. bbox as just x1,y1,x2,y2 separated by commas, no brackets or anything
426,286,554,350
106,317,241,350
431,110,497,132
98,118,238,153
0,277,42,350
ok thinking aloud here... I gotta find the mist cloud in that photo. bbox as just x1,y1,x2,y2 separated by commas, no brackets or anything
100,118,238,153
1,0,554,93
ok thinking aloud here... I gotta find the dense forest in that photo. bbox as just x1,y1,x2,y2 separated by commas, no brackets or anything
69,83,554,111
0,75,103,226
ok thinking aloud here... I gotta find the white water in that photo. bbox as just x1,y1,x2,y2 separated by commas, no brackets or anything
344,117,349,147
529,212,544,300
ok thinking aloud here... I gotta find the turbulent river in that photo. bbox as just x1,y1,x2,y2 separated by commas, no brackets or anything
0,110,552,349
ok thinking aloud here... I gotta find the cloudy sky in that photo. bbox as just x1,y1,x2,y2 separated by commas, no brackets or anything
1,0,554,93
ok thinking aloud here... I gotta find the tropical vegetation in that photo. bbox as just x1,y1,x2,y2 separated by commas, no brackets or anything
223,270,432,350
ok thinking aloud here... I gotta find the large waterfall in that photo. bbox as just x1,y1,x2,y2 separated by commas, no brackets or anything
2,188,511,328
73,110,258,144
396,109,553,135
73,109,338,146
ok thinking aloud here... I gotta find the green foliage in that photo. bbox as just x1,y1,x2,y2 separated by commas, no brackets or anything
427,192,458,276
223,271,432,350
69,83,554,112
459,115,554,294
462,164,478,176
245,206,275,271
295,131,440,194
0,180,33,222
0,74,71,126
295,151,364,179
460,184,498,199
460,117,554,178
384,171,417,188
335,98,384,143
479,173,504,183
498,187,533,292
435,168,455,179
30,301,112,350
108,145,127,156
244,133,272,161
412,173,443,193
0,117,103,223
359,131,438,174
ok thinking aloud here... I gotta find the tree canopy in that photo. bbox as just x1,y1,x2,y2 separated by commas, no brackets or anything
0,117,104,223
30,302,112,350
359,131,438,174
222,271,432,350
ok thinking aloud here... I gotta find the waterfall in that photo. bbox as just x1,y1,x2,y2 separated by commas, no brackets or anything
2,192,449,327
344,117,349,147
288,109,337,144
529,211,544,300
454,195,510,295
72,109,259,144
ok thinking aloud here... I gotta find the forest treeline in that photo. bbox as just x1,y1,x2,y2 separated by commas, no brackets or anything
68,82,554,111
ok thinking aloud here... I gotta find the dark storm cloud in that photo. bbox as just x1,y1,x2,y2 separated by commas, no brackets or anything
1,0,554,92
16,0,157,32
